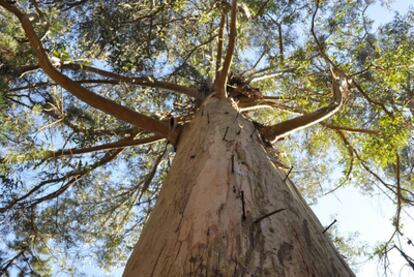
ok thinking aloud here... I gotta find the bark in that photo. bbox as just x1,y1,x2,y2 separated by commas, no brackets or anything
123,96,355,277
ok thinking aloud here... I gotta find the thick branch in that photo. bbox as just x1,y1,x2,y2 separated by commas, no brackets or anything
237,96,380,135
0,2,171,139
215,11,226,82
238,97,379,135
214,0,237,98
259,67,348,142
311,1,393,118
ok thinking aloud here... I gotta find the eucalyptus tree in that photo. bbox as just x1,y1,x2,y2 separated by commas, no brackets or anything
0,0,413,276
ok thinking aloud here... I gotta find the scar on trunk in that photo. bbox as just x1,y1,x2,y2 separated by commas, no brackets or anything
303,219,313,247
277,242,293,266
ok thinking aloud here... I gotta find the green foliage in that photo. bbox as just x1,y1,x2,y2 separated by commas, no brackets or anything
327,227,368,271
0,0,413,275
359,113,411,167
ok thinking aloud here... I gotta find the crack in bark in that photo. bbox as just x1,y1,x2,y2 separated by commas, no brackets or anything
150,244,166,277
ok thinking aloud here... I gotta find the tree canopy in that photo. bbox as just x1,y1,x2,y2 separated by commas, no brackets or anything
0,0,413,275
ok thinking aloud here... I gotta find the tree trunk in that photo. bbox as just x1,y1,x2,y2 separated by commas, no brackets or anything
123,96,355,277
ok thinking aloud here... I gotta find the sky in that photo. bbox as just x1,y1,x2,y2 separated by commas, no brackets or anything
315,3,414,277
3,1,413,276
94,1,414,277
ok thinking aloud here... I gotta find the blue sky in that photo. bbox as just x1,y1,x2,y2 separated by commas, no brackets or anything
315,3,414,277
4,1,412,276
99,2,414,277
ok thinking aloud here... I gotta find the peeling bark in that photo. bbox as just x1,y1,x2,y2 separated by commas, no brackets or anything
123,96,354,277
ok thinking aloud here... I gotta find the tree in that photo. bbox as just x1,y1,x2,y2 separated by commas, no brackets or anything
0,0,413,276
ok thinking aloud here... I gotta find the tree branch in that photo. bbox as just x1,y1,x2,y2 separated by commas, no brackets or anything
311,0,335,66
238,96,379,135
0,130,150,213
13,62,200,98
0,173,78,213
9,79,120,92
0,1,172,140
48,134,163,159
323,124,379,135
351,79,393,117
136,147,168,202
1,134,164,164
28,148,123,208
323,130,354,195
240,48,267,77
61,63,199,98
277,23,284,63
215,11,226,82
394,151,402,231
0,249,26,274
245,66,295,84
6,88,138,137
214,0,237,98
259,67,349,142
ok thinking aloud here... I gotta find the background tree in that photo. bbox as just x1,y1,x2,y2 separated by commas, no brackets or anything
0,0,413,276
